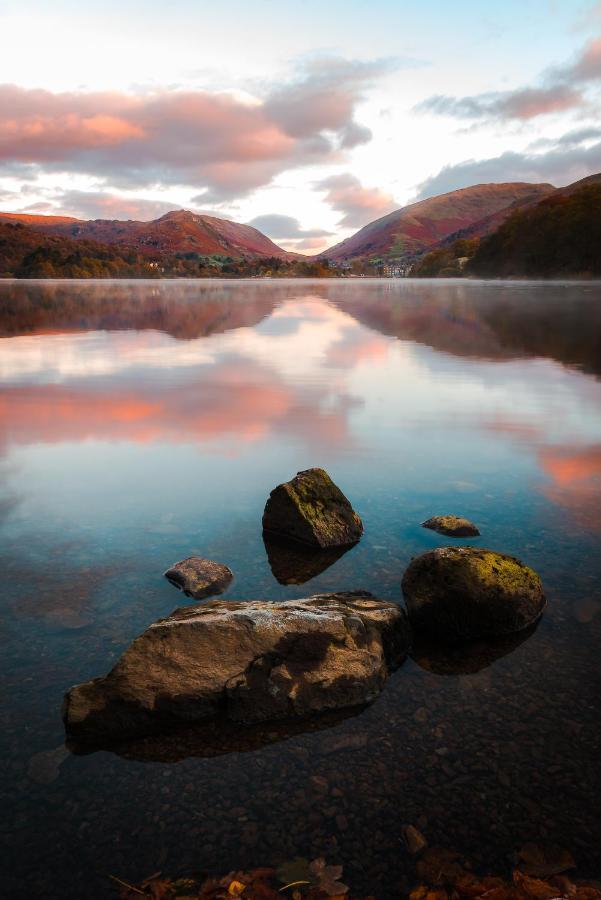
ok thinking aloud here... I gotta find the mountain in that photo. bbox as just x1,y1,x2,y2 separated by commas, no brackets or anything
0,209,296,260
468,179,601,278
319,182,555,262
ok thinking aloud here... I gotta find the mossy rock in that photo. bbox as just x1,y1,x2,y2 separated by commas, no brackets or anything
422,515,480,537
262,468,363,549
401,547,545,642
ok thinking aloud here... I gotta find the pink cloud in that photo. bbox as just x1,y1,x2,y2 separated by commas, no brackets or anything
0,59,387,200
317,173,397,228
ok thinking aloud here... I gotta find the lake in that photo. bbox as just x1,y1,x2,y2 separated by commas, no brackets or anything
0,278,600,898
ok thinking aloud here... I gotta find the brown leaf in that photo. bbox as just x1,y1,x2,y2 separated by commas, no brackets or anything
403,825,428,856
416,848,466,887
517,844,576,878
513,870,561,899
308,858,348,896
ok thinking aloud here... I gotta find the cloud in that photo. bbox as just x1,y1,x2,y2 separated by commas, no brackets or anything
566,36,601,81
316,173,397,228
0,57,391,201
41,190,180,221
415,130,601,198
247,213,331,240
415,34,601,123
417,85,583,121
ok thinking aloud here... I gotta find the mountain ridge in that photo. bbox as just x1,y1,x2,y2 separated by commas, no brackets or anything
0,209,299,260
318,182,556,261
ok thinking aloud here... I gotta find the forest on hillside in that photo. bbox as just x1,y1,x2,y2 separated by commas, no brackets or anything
468,184,601,278
0,222,340,279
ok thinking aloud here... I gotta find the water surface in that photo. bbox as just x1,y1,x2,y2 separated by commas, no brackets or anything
1,278,600,898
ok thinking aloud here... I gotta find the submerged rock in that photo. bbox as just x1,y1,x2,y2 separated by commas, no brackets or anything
164,556,233,599
262,468,363,549
63,590,410,743
402,547,545,642
422,515,480,537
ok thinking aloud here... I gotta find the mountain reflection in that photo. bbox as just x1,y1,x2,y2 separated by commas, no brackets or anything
1,279,600,375
0,280,600,539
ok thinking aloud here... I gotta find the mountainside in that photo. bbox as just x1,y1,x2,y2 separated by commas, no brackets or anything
0,209,296,260
468,181,601,278
319,182,555,262
0,220,160,278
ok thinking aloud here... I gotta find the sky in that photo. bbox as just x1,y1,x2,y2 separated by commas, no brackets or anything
0,0,600,253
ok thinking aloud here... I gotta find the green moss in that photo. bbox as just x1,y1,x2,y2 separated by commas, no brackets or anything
445,548,541,594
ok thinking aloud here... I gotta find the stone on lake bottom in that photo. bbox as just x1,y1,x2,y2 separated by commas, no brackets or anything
63,591,410,743
422,515,480,537
402,546,545,642
164,556,233,599
262,468,363,549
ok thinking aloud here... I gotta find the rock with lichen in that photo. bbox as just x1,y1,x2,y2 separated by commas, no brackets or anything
63,591,410,743
402,547,545,642
262,468,363,549
164,557,233,599
422,515,480,537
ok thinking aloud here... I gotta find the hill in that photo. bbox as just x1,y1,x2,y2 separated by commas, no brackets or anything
0,209,296,260
468,182,601,278
319,182,555,262
0,221,161,278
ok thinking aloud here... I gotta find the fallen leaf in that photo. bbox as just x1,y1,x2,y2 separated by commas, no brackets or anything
276,859,311,886
403,824,428,856
512,870,561,899
518,844,576,878
309,858,348,896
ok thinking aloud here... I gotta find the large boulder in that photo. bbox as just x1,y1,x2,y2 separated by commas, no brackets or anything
164,556,233,599
63,591,409,743
262,468,363,549
402,547,545,642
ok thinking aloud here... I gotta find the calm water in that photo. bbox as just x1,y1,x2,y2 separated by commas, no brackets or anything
1,278,600,898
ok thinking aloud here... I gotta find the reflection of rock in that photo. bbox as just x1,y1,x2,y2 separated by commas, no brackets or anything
27,745,69,784
402,547,545,642
262,468,363,549
263,535,351,585
411,621,538,675
63,591,410,743
422,515,480,537
164,556,233,599
68,707,366,763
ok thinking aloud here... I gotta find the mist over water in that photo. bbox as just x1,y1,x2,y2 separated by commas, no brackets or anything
1,278,600,898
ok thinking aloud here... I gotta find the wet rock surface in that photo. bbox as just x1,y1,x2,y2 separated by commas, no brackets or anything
402,547,545,642
163,556,233,599
262,468,363,549
63,591,410,743
422,515,480,537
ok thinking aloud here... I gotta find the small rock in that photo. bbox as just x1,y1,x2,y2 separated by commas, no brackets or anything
262,467,363,549
164,557,233,600
422,515,480,537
